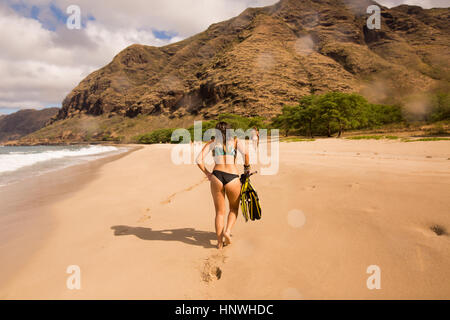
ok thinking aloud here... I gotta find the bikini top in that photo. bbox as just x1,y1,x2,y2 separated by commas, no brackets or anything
213,141,237,157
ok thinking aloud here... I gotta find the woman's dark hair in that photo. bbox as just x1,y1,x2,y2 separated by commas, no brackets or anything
215,121,231,147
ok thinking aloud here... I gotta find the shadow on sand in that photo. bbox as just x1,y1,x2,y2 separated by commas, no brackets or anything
111,226,216,249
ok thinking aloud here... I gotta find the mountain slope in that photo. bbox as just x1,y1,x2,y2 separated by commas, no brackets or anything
0,108,59,142
52,0,449,125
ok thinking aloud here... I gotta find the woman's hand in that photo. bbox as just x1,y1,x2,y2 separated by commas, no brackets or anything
205,171,213,181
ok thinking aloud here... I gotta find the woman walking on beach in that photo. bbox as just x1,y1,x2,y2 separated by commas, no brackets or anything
197,122,250,249
251,126,259,149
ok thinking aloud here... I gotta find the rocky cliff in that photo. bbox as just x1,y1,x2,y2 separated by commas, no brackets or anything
52,0,449,123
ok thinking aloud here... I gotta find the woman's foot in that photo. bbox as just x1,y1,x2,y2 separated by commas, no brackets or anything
217,235,224,249
223,231,232,246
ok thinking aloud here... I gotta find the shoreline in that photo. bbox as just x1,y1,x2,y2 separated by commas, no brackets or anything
0,145,141,291
3,120,448,147
2,142,127,147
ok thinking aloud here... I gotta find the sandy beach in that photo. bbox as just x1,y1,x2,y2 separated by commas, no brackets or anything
1,139,449,299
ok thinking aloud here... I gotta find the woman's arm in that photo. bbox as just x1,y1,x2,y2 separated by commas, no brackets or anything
236,138,250,172
196,141,213,180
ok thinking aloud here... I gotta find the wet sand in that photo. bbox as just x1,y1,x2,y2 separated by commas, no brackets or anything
1,139,449,299
0,147,140,291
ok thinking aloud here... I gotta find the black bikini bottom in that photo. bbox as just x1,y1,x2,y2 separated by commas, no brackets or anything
212,170,239,186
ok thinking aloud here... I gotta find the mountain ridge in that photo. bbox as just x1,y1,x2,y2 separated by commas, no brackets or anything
19,0,444,145
0,108,59,143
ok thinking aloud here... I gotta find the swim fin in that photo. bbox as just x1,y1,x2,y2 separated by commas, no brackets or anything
240,172,262,222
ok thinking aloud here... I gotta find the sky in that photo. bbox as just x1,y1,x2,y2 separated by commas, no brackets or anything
0,0,448,115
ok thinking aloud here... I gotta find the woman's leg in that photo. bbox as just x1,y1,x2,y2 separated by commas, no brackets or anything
210,176,226,249
224,178,241,245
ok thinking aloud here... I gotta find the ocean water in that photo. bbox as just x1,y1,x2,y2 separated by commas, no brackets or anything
0,145,128,187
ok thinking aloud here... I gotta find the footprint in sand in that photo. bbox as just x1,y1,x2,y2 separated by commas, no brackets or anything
303,185,317,191
161,179,206,205
201,253,226,283
363,206,378,213
137,215,151,223
415,224,448,238
137,208,151,223
348,183,360,189
430,224,447,236
161,197,173,205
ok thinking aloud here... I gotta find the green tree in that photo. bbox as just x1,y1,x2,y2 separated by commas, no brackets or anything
430,93,450,121
271,106,301,136
316,96,339,137
271,92,404,137
137,128,174,144
298,95,319,138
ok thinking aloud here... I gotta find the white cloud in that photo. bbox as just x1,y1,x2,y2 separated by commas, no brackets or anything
0,0,277,110
0,0,447,111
